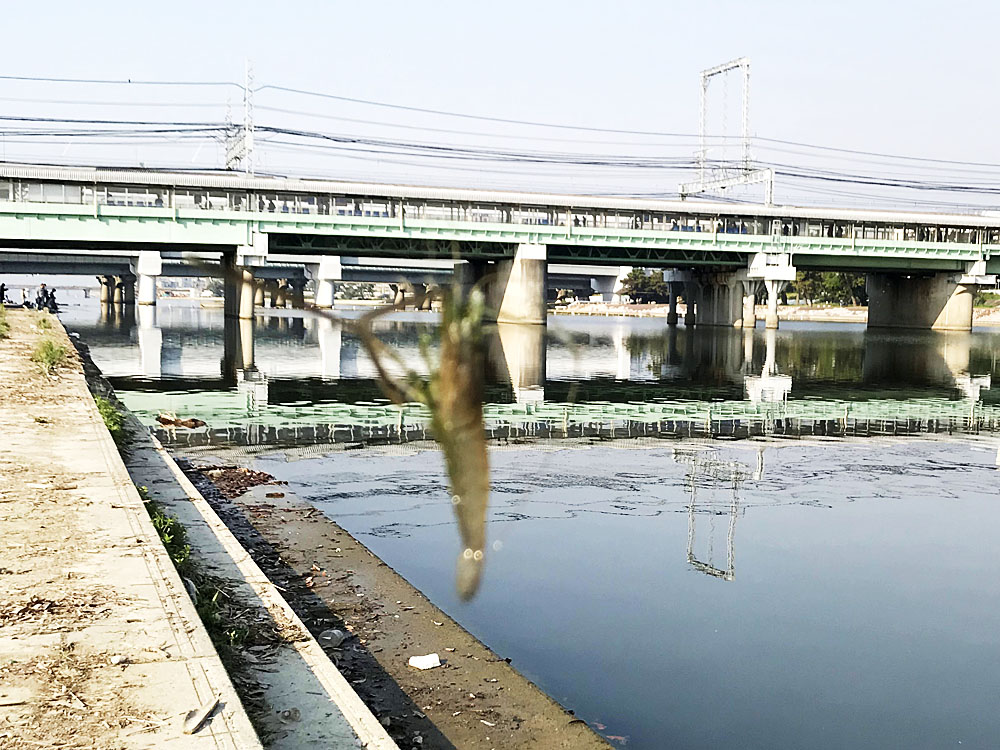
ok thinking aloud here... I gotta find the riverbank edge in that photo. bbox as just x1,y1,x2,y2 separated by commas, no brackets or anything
74,339,612,748
74,337,399,749
0,310,261,748
173,468,614,749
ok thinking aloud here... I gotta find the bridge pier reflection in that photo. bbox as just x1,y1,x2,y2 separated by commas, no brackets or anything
222,316,256,381
487,323,546,403
137,305,162,378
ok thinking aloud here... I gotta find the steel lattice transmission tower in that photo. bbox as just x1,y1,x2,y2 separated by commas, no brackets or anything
225,61,255,175
679,57,773,205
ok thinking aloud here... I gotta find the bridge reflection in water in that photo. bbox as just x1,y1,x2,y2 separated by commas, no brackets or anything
64,302,1000,449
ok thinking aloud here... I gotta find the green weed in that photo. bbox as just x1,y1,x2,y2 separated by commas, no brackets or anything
95,395,127,448
31,339,67,374
144,499,192,573
34,312,52,330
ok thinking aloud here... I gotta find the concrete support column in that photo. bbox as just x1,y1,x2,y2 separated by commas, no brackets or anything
275,281,290,309
135,250,161,306
312,256,342,309
288,279,306,309
112,276,124,305
742,280,760,330
611,266,633,303
490,243,548,325
667,283,680,325
764,279,787,330
137,275,157,306
253,280,265,307
867,272,975,331
418,285,434,310
684,281,698,326
264,279,280,308
316,279,336,308
122,278,135,306
98,275,112,305
238,268,255,320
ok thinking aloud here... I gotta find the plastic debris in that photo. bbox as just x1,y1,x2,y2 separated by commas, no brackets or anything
319,628,349,648
407,653,442,670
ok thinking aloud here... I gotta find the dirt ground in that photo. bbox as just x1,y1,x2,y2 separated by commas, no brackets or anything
181,461,612,750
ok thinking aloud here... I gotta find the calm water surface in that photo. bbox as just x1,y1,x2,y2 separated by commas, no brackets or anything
63,301,1000,749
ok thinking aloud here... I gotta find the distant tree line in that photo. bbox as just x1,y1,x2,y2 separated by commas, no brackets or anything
791,272,867,306
619,269,869,306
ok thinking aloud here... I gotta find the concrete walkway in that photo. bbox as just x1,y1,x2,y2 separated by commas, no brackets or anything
0,310,261,748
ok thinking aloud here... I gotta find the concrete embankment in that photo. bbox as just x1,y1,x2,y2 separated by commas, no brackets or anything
0,309,260,748
64,309,611,748
172,464,614,750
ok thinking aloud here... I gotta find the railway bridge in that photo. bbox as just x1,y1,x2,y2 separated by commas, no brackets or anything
2,162,998,331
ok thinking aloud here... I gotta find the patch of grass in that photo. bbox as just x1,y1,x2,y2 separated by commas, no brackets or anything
144,498,192,574
0,306,9,340
34,312,52,330
31,339,67,374
94,396,127,448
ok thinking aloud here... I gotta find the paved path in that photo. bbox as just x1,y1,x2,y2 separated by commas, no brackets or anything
0,310,261,749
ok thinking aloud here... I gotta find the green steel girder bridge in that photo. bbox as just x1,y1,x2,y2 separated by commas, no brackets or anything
2,162,1000,331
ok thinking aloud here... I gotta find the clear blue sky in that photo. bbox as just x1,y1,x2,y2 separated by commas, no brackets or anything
2,0,996,206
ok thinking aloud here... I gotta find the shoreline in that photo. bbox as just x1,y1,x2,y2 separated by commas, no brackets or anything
552,302,1000,326
177,454,612,750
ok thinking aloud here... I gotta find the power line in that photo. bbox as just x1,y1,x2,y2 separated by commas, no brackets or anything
0,74,240,88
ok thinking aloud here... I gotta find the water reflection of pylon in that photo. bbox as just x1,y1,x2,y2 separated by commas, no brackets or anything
674,446,762,581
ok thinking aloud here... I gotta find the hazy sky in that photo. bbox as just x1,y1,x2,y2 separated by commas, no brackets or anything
2,0,996,207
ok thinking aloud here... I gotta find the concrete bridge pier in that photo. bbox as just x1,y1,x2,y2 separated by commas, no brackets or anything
866,271,990,331
311,257,342,309
223,257,256,320
263,279,280,309
591,266,633,303
489,243,548,325
288,279,306,309
667,283,682,325
747,252,796,330
112,276,125,305
134,251,161,306
275,280,290,309
253,280,266,308
698,274,745,327
764,280,787,330
684,281,698,327
97,275,112,306
742,280,761,329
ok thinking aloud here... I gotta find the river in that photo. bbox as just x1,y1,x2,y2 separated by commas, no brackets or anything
64,300,1000,749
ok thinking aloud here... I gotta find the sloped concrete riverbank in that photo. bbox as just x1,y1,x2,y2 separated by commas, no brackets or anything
0,309,260,748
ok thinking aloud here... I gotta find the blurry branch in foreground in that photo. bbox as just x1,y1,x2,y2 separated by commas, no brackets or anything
192,258,490,600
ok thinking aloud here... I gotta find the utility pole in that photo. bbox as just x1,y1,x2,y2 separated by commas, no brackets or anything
680,57,773,205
